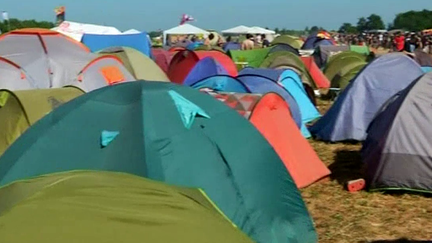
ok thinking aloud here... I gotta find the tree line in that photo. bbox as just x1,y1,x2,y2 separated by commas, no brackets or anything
0,19,54,33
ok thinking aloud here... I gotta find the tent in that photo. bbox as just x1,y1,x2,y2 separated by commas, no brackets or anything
331,62,367,91
310,53,424,142
0,81,317,243
98,47,169,82
0,57,36,91
189,75,250,93
163,24,209,45
314,45,350,68
268,44,300,56
0,87,84,156
239,68,320,123
151,48,173,74
168,50,238,83
323,51,368,82
302,31,335,50
221,25,252,35
228,48,270,68
51,21,121,41
183,57,228,86
349,45,370,55
122,29,141,34
301,56,331,89
223,42,242,52
82,32,152,57
207,91,330,188
236,74,304,132
362,73,432,192
0,170,253,243
413,49,432,67
247,26,276,35
271,35,302,49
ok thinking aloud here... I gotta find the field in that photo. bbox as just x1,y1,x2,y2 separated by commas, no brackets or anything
301,100,432,243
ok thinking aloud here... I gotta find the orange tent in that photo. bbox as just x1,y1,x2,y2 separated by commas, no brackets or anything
207,91,330,188
168,50,238,84
301,56,330,89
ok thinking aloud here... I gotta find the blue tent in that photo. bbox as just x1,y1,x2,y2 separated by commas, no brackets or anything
421,66,432,73
184,57,228,86
186,42,203,50
240,68,320,124
301,32,334,50
223,42,241,52
190,75,250,93
82,32,152,57
236,74,304,134
310,53,424,142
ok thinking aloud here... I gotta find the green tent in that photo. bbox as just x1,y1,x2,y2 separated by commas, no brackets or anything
0,87,84,156
228,48,270,69
350,45,370,55
0,170,253,243
331,62,367,90
324,54,367,82
271,35,302,49
98,46,170,82
0,81,317,243
326,50,367,65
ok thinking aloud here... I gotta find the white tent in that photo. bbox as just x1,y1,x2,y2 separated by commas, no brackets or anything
52,21,121,41
221,25,252,34
123,29,141,34
163,24,209,45
247,26,275,34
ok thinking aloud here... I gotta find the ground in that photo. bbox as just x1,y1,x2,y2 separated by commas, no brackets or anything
301,99,432,243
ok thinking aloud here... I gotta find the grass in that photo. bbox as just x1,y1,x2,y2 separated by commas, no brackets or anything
301,99,432,242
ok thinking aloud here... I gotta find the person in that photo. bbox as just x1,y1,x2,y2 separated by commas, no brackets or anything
204,33,215,47
261,34,270,48
393,32,405,52
241,34,255,50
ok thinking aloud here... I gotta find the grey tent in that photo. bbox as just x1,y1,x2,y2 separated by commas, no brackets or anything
362,72,432,192
314,45,350,68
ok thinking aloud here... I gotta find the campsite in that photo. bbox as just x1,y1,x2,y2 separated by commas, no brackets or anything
0,3,432,243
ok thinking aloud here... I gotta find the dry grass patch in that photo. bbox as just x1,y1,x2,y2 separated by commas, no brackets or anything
302,100,432,242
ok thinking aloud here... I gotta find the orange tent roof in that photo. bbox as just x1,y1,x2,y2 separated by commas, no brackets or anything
301,56,330,89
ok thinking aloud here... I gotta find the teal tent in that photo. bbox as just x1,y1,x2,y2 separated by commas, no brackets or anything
0,81,317,243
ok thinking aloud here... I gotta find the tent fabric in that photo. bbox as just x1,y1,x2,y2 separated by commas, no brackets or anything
221,25,252,34
422,66,432,73
302,33,334,50
0,28,94,90
269,44,300,56
208,91,330,188
223,42,242,52
163,24,209,45
310,53,424,142
413,50,432,67
331,62,367,90
0,57,36,91
151,48,173,74
236,74,304,131
69,55,136,92
271,35,302,49
0,81,317,243
349,45,370,55
168,50,237,84
183,57,228,86
190,75,250,93
98,46,169,82
327,50,367,65
324,52,368,83
228,48,270,68
301,56,331,89
0,87,84,156
0,170,253,243
82,32,152,57
51,21,121,42
362,73,432,192
314,45,350,68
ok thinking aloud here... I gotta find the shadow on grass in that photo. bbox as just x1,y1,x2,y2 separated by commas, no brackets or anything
359,239,431,243
328,149,364,185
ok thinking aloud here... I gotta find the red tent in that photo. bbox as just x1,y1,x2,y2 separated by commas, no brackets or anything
301,56,330,89
208,91,330,188
152,48,173,74
168,50,238,84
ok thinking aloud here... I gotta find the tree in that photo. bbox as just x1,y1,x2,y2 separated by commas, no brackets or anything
393,9,432,31
338,23,358,34
366,14,385,30
0,18,54,33
274,27,280,33
310,26,319,32
357,17,368,32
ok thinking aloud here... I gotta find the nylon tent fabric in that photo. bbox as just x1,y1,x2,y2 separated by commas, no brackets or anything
301,56,331,89
268,44,300,56
271,35,302,49
81,32,152,57
350,45,370,55
302,35,334,50
228,48,270,68
151,48,173,74
0,170,253,243
0,87,84,156
0,81,317,243
331,62,367,90
310,53,424,142
98,46,170,82
0,28,94,89
413,49,432,67
208,91,330,189
223,42,241,52
168,50,237,84
422,66,432,73
190,75,250,93
324,53,368,83
0,57,36,90
236,74,304,131
314,45,350,68
186,42,203,50
69,56,136,92
183,57,228,86
326,50,368,65
362,73,432,192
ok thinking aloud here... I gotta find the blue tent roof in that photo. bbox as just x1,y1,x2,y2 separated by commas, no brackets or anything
191,75,250,93
223,42,241,52
186,42,203,50
302,33,334,50
184,57,228,86
236,74,304,133
310,53,424,142
82,32,152,57
239,67,285,81
421,66,432,73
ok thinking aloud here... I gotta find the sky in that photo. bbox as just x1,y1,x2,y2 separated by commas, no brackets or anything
1,0,431,31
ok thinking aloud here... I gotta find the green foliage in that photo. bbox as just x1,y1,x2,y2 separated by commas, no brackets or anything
339,23,358,34
393,9,432,31
366,14,385,30
0,18,54,33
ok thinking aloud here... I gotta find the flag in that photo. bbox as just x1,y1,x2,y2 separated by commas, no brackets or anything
180,14,194,25
2,11,9,21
